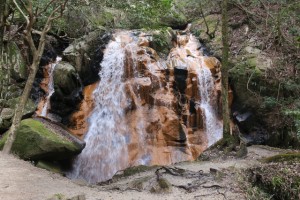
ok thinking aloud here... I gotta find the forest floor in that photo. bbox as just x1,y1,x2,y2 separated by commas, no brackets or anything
0,145,293,200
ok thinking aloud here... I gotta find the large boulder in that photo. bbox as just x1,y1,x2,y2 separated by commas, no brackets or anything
0,118,84,160
63,30,111,85
0,108,14,132
50,62,82,119
8,42,28,82
53,62,81,95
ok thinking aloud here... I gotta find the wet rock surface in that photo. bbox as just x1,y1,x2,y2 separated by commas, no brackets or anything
63,30,225,183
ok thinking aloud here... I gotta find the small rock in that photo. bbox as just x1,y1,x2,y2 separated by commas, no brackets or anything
0,108,14,120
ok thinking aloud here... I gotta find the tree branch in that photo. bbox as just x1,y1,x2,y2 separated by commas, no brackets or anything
12,0,29,24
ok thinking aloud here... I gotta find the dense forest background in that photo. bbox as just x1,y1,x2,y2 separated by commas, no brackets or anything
0,1,300,199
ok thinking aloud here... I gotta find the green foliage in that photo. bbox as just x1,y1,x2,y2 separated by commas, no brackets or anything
246,186,273,200
63,0,175,34
247,163,300,200
261,97,278,110
284,109,300,138
271,176,283,187
150,28,173,56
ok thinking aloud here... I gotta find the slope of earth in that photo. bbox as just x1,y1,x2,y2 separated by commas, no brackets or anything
0,146,294,200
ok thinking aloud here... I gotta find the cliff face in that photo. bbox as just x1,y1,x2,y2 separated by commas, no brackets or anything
42,30,227,183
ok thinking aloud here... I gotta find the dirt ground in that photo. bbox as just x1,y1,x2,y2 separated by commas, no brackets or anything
0,146,287,200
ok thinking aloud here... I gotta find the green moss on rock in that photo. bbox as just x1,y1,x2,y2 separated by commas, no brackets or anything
0,119,83,160
262,153,300,163
53,62,80,95
7,97,36,117
150,29,174,56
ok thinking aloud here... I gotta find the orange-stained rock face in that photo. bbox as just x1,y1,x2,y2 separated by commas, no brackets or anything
36,64,52,116
68,82,98,138
66,31,232,177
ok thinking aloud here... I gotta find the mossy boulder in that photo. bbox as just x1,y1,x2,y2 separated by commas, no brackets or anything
63,30,111,85
0,108,14,132
53,62,81,96
8,42,27,81
51,62,82,118
6,97,36,117
0,119,84,160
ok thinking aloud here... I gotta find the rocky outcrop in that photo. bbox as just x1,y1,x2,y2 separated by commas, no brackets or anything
50,62,83,119
0,118,85,160
68,30,225,180
68,82,98,138
63,30,111,85
0,98,36,132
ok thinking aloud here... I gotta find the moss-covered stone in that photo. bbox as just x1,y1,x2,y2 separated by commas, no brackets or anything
0,108,15,132
53,62,80,95
261,153,300,163
7,97,36,117
123,165,155,177
50,61,82,118
0,119,83,160
150,178,172,193
0,98,36,133
1,108,14,120
8,42,27,81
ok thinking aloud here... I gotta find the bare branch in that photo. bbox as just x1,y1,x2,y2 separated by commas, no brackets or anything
12,0,29,24
37,0,69,53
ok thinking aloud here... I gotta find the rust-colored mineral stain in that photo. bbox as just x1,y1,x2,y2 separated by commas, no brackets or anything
36,64,51,116
68,82,98,138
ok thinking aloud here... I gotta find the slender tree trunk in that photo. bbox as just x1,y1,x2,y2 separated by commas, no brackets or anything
2,58,40,153
221,0,230,137
3,31,46,153
2,0,68,154
0,0,7,51
0,0,9,105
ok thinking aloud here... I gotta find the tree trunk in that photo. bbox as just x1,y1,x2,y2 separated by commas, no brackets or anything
2,0,67,154
221,0,230,137
3,29,47,154
2,57,41,153
0,0,7,51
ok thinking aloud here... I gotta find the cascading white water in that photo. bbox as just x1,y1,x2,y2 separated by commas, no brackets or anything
40,57,61,117
173,34,223,147
69,34,130,184
196,61,223,146
69,31,223,183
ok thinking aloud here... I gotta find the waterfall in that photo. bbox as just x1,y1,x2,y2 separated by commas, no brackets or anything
40,57,61,117
69,31,224,183
69,33,130,183
196,62,223,146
